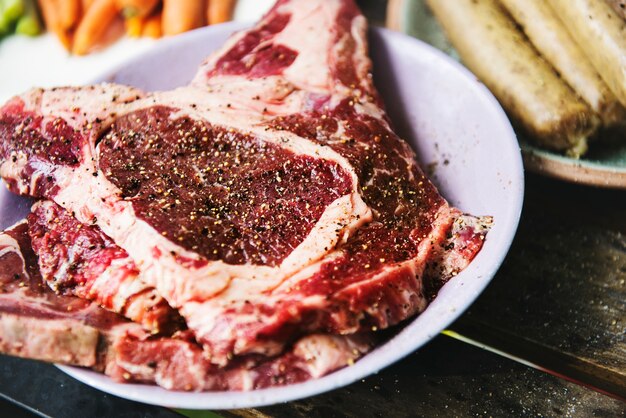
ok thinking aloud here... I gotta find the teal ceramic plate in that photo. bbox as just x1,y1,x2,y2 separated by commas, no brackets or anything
388,0,626,188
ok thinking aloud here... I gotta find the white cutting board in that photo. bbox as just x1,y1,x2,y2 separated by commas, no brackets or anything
0,0,273,103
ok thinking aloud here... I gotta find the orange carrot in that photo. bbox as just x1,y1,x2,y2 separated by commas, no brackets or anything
116,0,159,18
38,0,72,50
125,15,144,36
81,0,95,11
162,0,205,36
385,0,402,31
59,0,81,29
72,0,119,55
142,10,161,38
207,0,235,25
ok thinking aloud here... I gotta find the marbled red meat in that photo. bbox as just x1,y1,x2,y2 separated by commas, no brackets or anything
0,222,373,390
27,200,183,333
0,0,491,376
0,221,136,367
209,11,294,77
99,106,352,266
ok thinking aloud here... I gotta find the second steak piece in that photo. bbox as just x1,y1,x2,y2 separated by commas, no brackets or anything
0,221,373,391
0,0,491,365
28,200,182,334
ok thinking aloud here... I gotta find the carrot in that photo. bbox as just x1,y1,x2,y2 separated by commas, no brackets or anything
38,0,72,49
72,0,119,55
385,0,403,31
207,0,235,25
162,0,204,36
59,0,81,29
125,14,143,36
141,10,161,38
115,0,158,18
81,0,94,11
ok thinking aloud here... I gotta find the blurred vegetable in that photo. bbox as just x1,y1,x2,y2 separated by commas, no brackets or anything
59,0,80,30
500,0,626,127
38,0,71,48
72,0,118,55
0,0,24,33
208,0,235,25
15,0,41,35
16,13,39,34
28,0,236,54
141,9,160,37
162,0,204,36
124,14,142,36
117,0,157,18
1,0,24,22
548,0,626,109
605,0,626,20
427,0,598,157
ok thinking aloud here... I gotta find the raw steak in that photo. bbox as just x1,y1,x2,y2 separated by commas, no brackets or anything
0,0,491,366
27,200,183,334
0,222,372,391
0,220,117,367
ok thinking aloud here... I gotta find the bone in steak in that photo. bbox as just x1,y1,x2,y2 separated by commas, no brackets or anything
0,222,372,390
0,0,491,367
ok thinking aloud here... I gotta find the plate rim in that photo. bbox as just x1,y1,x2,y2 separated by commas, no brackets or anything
521,142,626,189
46,23,526,409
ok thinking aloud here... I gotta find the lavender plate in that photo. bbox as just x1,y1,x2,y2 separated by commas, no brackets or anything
0,23,524,409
